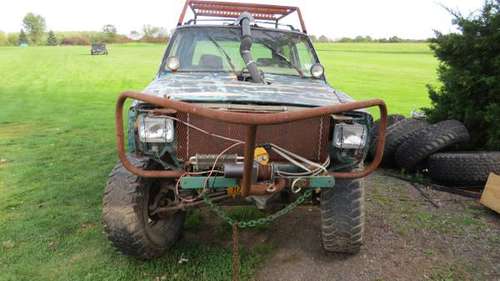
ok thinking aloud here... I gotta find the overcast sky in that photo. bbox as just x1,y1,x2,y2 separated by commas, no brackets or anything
0,0,484,39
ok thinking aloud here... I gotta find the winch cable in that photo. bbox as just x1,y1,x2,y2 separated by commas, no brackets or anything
276,157,330,177
270,146,312,172
269,143,328,173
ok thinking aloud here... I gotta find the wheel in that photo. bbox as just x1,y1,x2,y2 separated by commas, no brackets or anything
321,178,364,254
381,119,429,167
368,114,405,160
102,155,185,260
395,120,470,170
428,152,500,186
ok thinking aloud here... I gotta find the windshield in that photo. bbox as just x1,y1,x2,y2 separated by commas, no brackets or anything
165,26,318,78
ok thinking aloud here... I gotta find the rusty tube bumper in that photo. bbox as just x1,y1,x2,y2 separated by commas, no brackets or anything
115,91,388,197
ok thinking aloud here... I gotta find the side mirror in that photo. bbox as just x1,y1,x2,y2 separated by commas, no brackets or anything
310,63,324,79
166,56,180,72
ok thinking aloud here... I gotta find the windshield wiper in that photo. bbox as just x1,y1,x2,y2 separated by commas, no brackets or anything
259,38,304,78
206,34,238,76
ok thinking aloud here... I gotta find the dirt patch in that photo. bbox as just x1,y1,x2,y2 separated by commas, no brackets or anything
254,171,500,281
183,170,500,281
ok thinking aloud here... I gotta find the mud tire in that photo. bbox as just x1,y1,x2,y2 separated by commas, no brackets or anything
382,119,430,167
395,120,470,170
368,114,405,159
321,178,364,254
102,155,185,260
428,152,500,186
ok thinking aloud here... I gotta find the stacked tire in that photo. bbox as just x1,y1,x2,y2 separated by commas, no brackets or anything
370,117,499,187
368,114,406,160
395,120,470,170
381,118,429,166
427,152,500,186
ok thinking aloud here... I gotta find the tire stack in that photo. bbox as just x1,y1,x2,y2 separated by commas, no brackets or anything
369,116,500,187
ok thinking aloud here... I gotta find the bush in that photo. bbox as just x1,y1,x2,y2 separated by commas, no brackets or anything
424,1,500,150
0,31,7,46
113,34,132,44
47,30,58,46
60,36,90,45
141,35,168,43
7,33,19,46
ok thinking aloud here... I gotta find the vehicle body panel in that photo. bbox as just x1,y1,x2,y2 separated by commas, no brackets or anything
144,72,354,107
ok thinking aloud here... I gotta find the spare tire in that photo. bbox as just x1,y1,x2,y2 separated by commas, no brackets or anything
368,114,405,159
395,120,470,170
428,152,500,186
382,119,430,167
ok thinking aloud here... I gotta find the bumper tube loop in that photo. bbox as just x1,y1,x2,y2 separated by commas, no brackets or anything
115,91,388,197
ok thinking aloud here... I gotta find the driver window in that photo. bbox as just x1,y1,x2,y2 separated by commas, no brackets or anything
192,41,225,70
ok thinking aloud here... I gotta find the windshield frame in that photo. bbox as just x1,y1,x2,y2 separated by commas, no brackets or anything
158,25,323,80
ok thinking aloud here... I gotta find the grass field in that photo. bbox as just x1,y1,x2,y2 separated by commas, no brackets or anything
0,43,438,281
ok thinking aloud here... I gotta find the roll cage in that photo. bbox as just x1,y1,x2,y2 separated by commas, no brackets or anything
177,0,308,33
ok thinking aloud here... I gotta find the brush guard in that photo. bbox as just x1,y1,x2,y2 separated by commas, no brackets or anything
115,91,388,197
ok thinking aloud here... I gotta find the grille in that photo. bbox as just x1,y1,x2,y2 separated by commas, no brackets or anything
176,112,331,162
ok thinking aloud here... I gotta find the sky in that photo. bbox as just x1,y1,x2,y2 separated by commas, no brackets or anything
0,0,485,39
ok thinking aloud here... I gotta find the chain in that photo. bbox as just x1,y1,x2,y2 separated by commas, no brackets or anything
203,189,313,281
202,189,313,229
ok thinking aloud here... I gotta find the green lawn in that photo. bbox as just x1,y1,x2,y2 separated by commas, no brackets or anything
0,43,438,281
316,42,438,115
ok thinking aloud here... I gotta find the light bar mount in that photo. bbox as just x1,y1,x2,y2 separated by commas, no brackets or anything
177,0,307,33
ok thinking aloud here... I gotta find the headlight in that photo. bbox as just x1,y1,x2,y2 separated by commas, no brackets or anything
138,115,174,143
333,123,368,149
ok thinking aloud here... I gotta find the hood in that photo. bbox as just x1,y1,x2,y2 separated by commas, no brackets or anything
143,72,354,107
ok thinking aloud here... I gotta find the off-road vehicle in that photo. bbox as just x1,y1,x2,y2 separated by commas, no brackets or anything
103,0,387,260
91,43,108,55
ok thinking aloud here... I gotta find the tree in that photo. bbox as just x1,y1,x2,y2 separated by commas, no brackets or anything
388,36,402,42
47,30,58,46
141,25,169,43
338,37,353,42
309,35,318,42
7,33,19,45
129,30,141,40
424,1,500,150
142,24,160,38
102,24,117,43
354,35,365,42
18,29,28,45
22,13,46,44
0,31,7,46
318,35,330,43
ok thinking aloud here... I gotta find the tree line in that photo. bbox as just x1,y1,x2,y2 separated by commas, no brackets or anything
309,34,430,43
0,12,431,46
0,13,170,46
